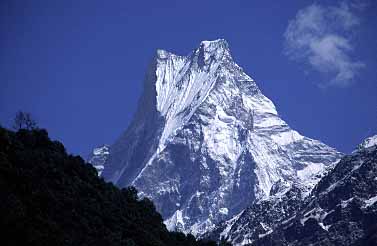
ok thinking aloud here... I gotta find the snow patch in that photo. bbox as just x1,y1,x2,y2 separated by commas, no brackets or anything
358,135,377,150
271,130,304,146
363,195,377,208
219,207,229,215
165,210,185,231
300,207,331,231
297,162,324,180
258,230,273,238
341,197,354,209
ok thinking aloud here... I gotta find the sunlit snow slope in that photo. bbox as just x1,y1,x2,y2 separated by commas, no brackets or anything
102,39,342,235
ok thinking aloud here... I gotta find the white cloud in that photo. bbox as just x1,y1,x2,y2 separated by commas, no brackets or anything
284,2,365,87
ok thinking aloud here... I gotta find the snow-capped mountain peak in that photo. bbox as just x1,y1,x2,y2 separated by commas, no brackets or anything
151,39,237,159
198,39,231,62
102,39,342,236
87,144,110,176
357,134,377,151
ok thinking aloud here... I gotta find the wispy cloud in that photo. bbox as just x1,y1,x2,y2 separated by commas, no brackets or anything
284,2,365,87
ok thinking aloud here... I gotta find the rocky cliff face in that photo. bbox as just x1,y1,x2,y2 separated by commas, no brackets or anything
255,136,377,246
204,181,304,245
102,39,342,235
209,136,377,245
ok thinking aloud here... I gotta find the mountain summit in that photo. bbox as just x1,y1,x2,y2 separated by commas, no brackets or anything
102,39,342,235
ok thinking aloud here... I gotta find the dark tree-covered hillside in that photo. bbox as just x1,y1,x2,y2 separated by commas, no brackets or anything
0,127,217,246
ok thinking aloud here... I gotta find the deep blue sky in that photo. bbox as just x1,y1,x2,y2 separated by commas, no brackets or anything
1,0,376,157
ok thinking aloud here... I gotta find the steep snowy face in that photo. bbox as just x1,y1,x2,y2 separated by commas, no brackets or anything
102,39,342,235
87,145,110,176
154,40,233,152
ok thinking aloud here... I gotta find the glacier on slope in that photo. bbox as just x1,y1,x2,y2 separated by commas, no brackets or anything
102,39,342,235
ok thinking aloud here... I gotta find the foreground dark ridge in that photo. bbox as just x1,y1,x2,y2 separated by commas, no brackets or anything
0,127,219,246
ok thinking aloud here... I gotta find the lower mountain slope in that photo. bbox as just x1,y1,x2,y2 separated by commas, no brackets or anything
206,137,377,246
0,127,216,246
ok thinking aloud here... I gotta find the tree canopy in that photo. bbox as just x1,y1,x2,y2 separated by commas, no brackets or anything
0,127,219,246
